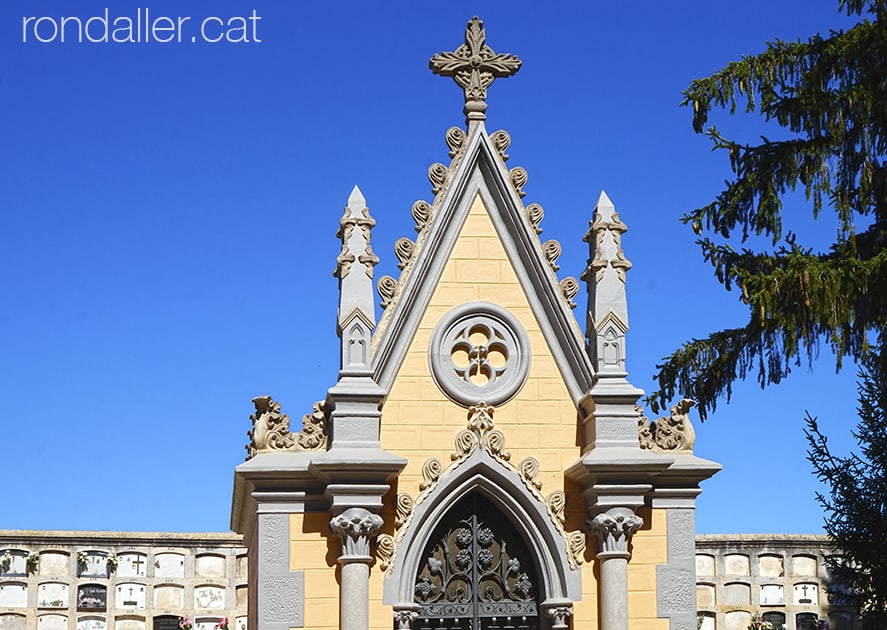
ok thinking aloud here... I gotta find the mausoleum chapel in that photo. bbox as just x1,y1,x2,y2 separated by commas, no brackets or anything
0,17,857,630
231,17,720,630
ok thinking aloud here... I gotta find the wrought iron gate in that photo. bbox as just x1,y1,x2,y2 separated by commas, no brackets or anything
412,493,540,630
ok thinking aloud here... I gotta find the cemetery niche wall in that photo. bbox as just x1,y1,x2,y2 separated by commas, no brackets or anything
0,530,247,630
0,532,855,630
231,16,720,630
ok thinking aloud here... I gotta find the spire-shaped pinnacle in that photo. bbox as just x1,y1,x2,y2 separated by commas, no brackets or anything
429,17,522,130
334,186,378,373
582,190,632,377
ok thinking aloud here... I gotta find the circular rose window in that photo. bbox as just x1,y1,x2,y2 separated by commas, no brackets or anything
429,302,530,406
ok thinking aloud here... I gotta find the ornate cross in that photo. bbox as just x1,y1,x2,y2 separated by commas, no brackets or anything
430,16,521,127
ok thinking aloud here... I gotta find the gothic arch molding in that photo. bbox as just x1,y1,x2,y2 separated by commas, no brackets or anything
383,447,581,609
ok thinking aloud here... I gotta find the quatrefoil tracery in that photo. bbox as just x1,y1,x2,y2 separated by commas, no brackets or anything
430,302,530,407
451,323,510,387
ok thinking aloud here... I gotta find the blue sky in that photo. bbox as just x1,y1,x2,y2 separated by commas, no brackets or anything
0,1,864,534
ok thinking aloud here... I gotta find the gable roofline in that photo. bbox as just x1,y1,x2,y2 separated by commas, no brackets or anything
372,123,596,404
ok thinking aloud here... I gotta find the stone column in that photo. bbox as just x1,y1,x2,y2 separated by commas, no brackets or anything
330,508,384,630
588,508,643,630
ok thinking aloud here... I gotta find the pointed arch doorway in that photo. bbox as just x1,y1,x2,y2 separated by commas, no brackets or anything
411,492,542,630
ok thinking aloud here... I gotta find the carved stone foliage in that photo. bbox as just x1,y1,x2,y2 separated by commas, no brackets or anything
330,508,384,560
546,604,573,630
245,396,326,460
396,493,414,528
515,467,585,571
519,457,543,490
542,240,561,272
637,399,697,453
560,277,579,309
429,16,522,121
509,166,528,198
445,126,466,158
588,509,643,557
420,458,442,491
583,209,631,283
490,129,511,161
377,275,397,309
568,531,587,568
335,205,378,280
393,608,419,630
546,491,566,524
428,163,449,195
452,403,510,462
525,203,544,235
376,533,395,570
297,401,328,450
411,200,433,233
395,237,415,270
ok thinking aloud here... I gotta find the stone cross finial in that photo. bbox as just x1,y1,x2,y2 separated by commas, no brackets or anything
430,16,521,128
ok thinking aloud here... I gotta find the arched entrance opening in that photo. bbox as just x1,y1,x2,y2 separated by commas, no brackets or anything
411,492,541,630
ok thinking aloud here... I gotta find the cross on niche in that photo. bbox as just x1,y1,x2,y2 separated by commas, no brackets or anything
429,16,521,126
131,556,145,575
798,583,814,604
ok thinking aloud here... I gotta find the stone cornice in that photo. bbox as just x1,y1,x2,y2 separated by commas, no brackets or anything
0,530,244,547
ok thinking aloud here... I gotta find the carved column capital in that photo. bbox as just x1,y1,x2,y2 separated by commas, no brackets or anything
545,604,573,630
588,508,643,559
393,606,421,630
330,507,384,562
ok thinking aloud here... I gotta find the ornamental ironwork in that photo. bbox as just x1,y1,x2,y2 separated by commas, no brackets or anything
412,493,539,630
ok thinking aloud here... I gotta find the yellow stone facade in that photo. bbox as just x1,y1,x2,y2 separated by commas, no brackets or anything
279,194,673,630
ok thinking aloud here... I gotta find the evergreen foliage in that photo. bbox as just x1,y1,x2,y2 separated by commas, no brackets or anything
805,348,887,628
649,0,887,419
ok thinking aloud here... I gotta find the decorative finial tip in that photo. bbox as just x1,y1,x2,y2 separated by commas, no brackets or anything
348,185,366,207
595,190,615,211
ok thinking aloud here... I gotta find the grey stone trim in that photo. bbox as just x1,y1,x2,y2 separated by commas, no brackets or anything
656,508,698,630
254,491,327,514
257,513,304,629
383,446,581,606
428,301,531,407
373,124,595,405
646,453,722,509
231,451,322,540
